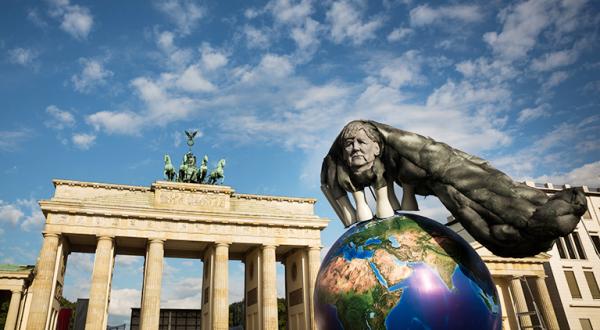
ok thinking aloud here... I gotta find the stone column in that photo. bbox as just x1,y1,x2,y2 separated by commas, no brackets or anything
509,277,532,328
212,242,229,330
27,232,60,330
307,246,321,330
534,276,560,330
261,245,278,330
140,238,164,330
85,236,115,330
494,282,509,330
4,289,23,330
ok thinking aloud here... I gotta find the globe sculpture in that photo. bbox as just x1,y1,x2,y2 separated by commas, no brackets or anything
315,213,502,330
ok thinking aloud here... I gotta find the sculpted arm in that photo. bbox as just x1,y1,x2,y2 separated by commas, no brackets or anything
369,120,588,257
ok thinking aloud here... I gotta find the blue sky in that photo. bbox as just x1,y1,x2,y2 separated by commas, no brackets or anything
1,0,599,326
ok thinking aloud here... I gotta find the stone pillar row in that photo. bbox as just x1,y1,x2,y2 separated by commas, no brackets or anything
25,235,322,330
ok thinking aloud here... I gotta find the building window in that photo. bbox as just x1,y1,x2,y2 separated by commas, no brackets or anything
580,318,593,330
584,271,600,299
565,270,582,298
591,235,600,256
563,236,577,259
556,238,567,259
572,232,587,259
559,233,587,260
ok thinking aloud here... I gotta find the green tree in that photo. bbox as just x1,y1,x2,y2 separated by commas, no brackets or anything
229,300,245,327
0,299,8,329
277,298,287,330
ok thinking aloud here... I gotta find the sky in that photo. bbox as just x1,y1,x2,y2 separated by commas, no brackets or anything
0,0,599,327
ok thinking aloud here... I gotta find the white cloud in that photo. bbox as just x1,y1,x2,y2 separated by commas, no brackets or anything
48,0,94,40
60,5,93,39
45,105,76,129
584,80,600,94
542,71,569,90
68,253,94,274
517,104,549,124
326,0,383,45
71,59,113,93
18,199,45,231
530,161,600,187
294,84,350,109
155,30,193,68
109,288,141,316
0,129,31,152
115,255,142,268
426,80,510,110
175,64,216,92
200,44,228,71
87,111,144,135
0,201,24,226
243,25,271,49
387,27,412,42
0,199,44,231
455,57,517,84
268,0,312,25
131,76,196,122
483,0,553,61
72,133,96,150
154,0,205,35
263,0,320,56
376,50,425,89
493,115,599,178
531,48,579,72
27,8,48,28
291,18,320,52
410,4,483,26
239,54,294,83
8,48,38,67
161,276,203,308
244,7,262,19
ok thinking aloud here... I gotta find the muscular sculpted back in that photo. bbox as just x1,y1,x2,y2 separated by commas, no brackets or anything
321,120,588,258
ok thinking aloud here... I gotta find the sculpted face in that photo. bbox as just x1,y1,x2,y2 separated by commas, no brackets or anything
342,128,380,172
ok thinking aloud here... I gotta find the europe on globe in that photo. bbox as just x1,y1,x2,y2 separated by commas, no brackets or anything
314,213,502,330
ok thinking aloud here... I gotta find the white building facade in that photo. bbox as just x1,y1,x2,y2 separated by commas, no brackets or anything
527,182,600,330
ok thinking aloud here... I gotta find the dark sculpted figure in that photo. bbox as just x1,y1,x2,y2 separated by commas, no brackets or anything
321,120,588,257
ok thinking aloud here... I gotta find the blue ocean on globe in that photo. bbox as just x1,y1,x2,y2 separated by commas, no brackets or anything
314,213,501,330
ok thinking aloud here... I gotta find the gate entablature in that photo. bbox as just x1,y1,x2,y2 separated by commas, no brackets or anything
39,180,327,248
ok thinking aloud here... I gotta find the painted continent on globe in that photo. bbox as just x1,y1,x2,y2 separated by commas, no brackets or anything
315,213,501,330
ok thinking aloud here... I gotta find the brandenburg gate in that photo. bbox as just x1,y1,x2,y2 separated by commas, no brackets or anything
25,179,328,330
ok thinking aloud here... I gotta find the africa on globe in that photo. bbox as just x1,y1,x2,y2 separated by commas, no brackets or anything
314,213,501,330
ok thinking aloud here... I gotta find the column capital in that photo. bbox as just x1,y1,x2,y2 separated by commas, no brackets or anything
10,288,23,294
308,245,322,251
262,244,277,250
42,232,60,239
215,242,230,248
97,235,114,241
148,238,165,244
